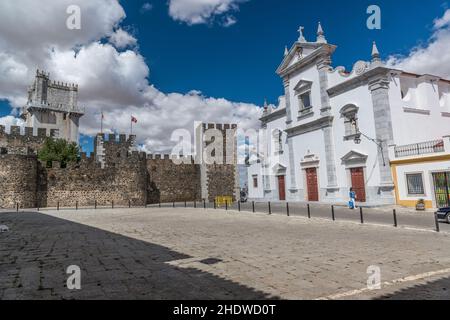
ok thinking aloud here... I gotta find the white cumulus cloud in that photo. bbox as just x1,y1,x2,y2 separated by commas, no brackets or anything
168,0,247,26
109,29,137,49
387,9,450,79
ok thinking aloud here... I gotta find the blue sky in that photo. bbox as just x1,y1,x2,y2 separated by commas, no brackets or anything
0,0,449,155
0,0,447,113
117,0,447,105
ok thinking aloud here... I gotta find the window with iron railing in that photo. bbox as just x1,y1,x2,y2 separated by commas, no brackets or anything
395,140,445,158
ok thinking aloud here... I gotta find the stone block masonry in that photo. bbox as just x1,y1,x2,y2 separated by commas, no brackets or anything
147,155,201,204
0,125,53,154
0,153,38,209
37,153,148,208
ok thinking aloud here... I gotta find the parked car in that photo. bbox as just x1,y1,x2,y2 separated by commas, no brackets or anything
436,207,450,224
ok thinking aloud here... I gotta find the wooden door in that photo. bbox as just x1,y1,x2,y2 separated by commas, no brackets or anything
351,167,366,202
278,176,286,201
306,168,319,202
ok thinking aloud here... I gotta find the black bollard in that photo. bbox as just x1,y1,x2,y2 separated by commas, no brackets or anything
268,202,272,215
393,209,398,228
360,207,364,224
76,201,78,211
252,201,255,213
238,201,241,212
287,202,290,217
112,200,114,209
203,199,206,209
225,200,228,211
307,204,311,219
57,201,60,211
434,212,440,233
95,200,97,210
331,205,335,221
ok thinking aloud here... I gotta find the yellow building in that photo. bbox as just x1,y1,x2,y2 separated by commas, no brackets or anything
389,137,450,209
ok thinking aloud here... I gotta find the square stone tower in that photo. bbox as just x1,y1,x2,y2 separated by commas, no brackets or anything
20,70,84,144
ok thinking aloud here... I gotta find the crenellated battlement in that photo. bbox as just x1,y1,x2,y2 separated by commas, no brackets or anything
147,154,196,164
0,125,57,139
48,80,78,91
202,123,238,131
95,133,136,144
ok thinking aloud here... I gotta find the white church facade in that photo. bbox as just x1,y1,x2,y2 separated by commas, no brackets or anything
247,24,450,208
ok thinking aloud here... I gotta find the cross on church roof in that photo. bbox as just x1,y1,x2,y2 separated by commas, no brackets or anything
298,26,306,43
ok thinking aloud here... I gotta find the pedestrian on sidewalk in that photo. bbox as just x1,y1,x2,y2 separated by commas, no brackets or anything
349,188,356,210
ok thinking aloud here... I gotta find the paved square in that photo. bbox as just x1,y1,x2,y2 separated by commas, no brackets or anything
1,208,450,300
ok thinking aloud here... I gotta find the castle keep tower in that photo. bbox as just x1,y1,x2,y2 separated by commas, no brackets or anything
20,70,84,144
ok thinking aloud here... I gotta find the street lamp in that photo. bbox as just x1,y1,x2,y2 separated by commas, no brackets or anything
351,119,386,167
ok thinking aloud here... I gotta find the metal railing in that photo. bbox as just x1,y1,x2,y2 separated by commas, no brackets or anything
394,139,445,158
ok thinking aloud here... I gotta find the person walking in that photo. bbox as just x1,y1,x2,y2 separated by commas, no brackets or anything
349,188,356,209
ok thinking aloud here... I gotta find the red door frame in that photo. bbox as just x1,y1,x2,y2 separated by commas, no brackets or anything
350,167,366,202
278,175,286,201
306,168,319,202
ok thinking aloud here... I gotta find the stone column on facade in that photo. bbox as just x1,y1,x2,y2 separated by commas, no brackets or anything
368,75,395,199
317,56,339,195
283,77,293,126
287,137,299,199
283,77,299,198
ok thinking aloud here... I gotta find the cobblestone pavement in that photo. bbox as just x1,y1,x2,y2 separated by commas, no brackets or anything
1,208,450,300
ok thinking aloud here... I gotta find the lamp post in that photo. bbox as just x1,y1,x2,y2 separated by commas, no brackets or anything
351,119,386,167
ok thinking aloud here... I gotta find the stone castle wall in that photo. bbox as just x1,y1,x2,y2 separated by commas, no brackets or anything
37,153,148,208
0,125,54,154
0,123,238,209
201,123,239,202
0,153,38,209
147,155,201,204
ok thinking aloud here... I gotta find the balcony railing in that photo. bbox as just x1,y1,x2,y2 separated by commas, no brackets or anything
394,139,445,158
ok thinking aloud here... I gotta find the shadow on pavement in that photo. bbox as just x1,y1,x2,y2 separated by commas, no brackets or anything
0,212,275,300
375,276,450,300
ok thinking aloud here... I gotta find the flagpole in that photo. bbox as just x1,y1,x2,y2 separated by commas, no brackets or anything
130,117,133,135
101,111,103,134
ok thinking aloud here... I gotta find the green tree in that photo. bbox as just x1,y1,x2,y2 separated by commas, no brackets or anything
38,137,79,168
